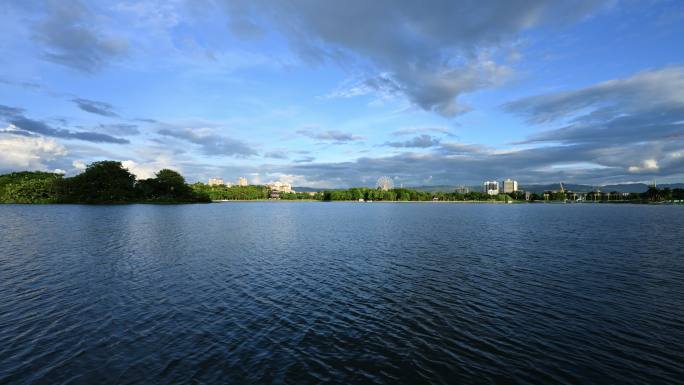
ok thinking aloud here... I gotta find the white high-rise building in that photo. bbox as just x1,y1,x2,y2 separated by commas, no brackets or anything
237,177,248,186
502,179,518,193
483,181,499,195
208,178,224,186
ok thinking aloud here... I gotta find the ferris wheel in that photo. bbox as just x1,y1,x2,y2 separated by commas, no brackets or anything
376,176,394,191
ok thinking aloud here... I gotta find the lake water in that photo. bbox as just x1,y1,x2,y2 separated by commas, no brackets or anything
1,203,683,384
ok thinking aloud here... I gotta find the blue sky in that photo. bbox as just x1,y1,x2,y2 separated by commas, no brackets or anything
1,0,683,187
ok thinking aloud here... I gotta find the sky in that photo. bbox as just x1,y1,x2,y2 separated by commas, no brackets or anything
1,0,683,187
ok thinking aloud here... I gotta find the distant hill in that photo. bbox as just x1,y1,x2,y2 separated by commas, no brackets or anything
293,186,323,192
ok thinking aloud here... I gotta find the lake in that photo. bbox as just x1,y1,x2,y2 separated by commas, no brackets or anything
1,203,683,384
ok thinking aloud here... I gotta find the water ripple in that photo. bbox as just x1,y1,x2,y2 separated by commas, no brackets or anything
1,203,683,384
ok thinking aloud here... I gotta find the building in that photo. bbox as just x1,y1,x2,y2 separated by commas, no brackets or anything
455,185,470,194
208,178,224,186
237,177,248,186
483,181,499,195
502,179,518,193
266,181,294,193
269,191,281,199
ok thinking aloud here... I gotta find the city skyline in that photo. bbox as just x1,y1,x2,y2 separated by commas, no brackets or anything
1,1,684,188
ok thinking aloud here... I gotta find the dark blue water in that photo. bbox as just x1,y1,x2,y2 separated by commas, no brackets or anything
1,203,683,384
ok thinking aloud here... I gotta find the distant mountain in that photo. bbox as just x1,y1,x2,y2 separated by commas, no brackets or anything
293,186,324,192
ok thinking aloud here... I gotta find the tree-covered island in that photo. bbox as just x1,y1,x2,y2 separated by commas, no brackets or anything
0,161,210,204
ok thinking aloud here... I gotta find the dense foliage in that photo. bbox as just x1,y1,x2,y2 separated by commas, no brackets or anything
319,188,511,202
0,161,209,204
0,171,64,203
190,183,271,200
318,186,684,203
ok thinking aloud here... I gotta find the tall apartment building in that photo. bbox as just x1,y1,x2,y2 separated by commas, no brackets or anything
208,178,224,186
483,181,499,195
237,177,248,186
502,179,518,193
455,185,470,194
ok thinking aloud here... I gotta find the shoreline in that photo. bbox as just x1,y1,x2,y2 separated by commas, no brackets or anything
211,200,683,205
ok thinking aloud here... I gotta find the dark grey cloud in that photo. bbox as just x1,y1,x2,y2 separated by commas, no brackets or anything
72,98,118,117
505,67,684,147
158,127,257,157
297,128,362,142
226,0,609,116
384,135,441,148
33,0,127,72
9,116,129,144
0,103,128,144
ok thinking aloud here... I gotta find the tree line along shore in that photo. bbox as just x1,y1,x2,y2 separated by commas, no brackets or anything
1,161,683,204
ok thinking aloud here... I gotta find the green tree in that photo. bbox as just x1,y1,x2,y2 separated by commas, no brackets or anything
63,161,137,203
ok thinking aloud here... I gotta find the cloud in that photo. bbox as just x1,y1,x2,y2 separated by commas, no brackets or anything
33,0,128,72
384,134,441,148
501,67,684,179
157,127,257,157
392,127,454,137
504,66,684,129
0,130,68,173
297,127,362,142
72,160,86,170
226,0,609,116
439,141,490,155
72,98,118,117
96,123,139,136
264,66,684,187
0,105,25,116
263,150,289,159
294,156,315,163
8,116,129,144
0,104,129,144
628,159,659,173
121,160,161,179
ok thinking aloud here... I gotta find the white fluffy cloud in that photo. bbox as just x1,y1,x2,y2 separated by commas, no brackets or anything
121,160,158,179
0,130,68,172
121,154,182,180
628,159,659,173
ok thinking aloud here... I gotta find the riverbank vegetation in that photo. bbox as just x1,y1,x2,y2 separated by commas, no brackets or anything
313,186,684,203
0,161,210,204
190,183,320,200
4,164,683,204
